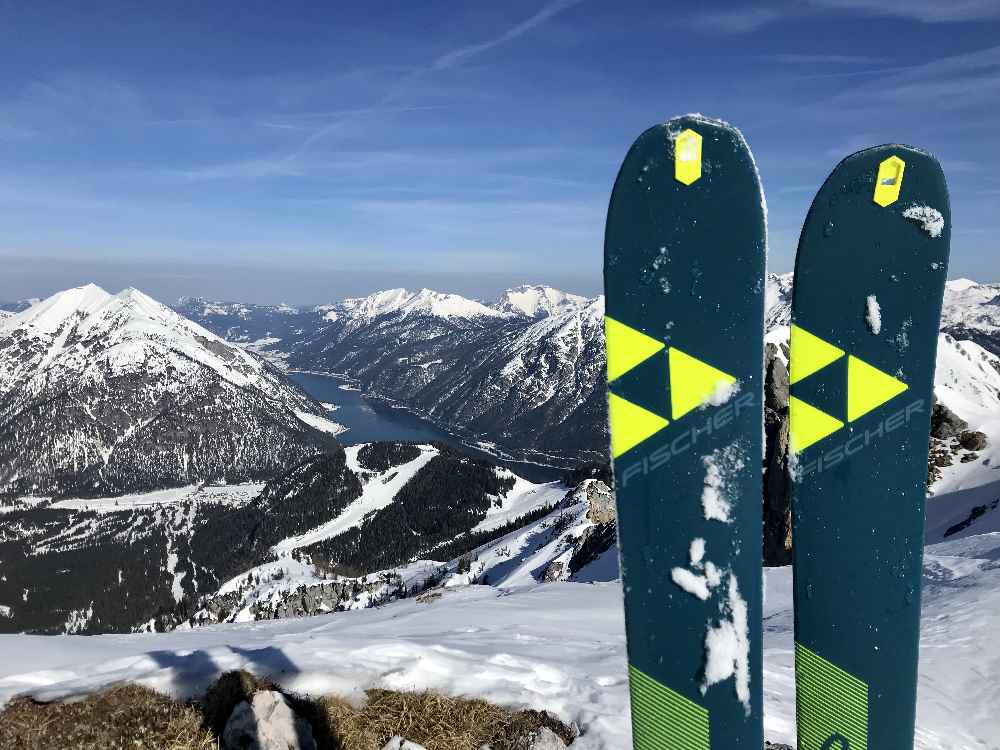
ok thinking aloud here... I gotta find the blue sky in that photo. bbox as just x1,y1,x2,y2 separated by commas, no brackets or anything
1,0,998,304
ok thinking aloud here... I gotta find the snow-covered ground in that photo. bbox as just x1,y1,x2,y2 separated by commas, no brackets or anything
0,532,996,749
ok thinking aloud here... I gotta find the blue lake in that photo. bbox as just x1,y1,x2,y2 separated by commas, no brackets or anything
289,371,563,483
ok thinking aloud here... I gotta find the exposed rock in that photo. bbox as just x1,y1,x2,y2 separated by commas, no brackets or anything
223,690,316,750
765,743,793,750
582,479,616,524
928,438,956,486
510,709,577,747
526,726,567,749
958,430,988,451
542,560,566,582
931,400,968,439
762,343,792,566
567,522,617,576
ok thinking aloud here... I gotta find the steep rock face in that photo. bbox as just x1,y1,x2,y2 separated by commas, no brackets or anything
0,286,339,499
762,340,792,566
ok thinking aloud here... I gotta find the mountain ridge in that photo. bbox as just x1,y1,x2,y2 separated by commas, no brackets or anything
0,284,343,499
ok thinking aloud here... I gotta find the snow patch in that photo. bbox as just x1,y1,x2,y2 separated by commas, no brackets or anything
903,205,945,238
294,410,348,436
671,568,712,601
865,294,882,335
701,445,744,523
689,538,705,568
701,573,751,714
705,378,740,407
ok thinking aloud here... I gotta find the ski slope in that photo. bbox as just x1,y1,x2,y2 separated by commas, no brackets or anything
0,532,996,749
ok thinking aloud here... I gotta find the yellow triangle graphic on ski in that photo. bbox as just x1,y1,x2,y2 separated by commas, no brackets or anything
789,396,844,453
847,355,908,421
604,316,665,383
608,392,669,458
668,347,737,420
789,324,845,385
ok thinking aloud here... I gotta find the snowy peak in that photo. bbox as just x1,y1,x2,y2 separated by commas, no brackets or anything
946,278,981,292
2,283,113,335
338,288,503,322
0,285,338,499
764,272,793,332
492,285,591,319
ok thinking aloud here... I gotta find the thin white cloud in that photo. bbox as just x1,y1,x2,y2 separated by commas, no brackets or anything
770,53,889,65
808,0,1000,22
431,0,585,70
688,7,785,34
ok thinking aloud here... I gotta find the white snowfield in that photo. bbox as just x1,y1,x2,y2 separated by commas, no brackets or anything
0,532,996,749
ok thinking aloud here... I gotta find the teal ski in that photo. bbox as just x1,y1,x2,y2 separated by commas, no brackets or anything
789,146,950,750
604,115,765,749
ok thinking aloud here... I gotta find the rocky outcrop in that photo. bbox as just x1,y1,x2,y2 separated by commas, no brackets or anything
927,400,988,486
762,342,792,566
931,400,968,439
223,690,316,750
580,479,616,524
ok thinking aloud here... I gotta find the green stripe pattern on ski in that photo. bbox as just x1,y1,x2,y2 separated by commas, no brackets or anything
604,115,765,750
789,145,950,750
629,665,709,750
794,643,868,750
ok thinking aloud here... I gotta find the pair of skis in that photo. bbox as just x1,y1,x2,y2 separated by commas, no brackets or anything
605,115,950,749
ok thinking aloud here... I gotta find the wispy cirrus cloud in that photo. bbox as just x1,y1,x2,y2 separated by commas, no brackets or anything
431,0,586,70
688,6,785,34
820,44,1000,114
689,0,1000,34
808,0,1000,22
769,53,889,65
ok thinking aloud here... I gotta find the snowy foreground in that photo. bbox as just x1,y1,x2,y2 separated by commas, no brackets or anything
0,533,997,749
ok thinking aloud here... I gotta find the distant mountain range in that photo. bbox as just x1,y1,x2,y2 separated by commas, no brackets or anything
176,284,607,466
0,284,343,499
4,277,1000,636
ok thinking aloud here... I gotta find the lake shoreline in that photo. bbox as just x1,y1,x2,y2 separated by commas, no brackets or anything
287,370,571,483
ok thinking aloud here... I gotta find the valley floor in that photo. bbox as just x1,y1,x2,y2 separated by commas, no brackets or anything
0,532,997,749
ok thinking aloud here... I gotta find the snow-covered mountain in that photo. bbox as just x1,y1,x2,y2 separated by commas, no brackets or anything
0,285,343,499
332,287,507,323
177,275,1000,476
241,287,609,465
492,284,590,319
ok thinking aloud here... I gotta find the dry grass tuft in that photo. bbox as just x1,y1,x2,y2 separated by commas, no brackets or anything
319,688,575,750
0,673,576,750
0,683,217,750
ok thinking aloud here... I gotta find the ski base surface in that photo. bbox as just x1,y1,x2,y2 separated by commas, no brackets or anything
789,145,950,750
604,115,765,750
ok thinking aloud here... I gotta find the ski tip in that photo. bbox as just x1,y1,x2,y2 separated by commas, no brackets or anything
619,114,755,171
659,113,748,144
833,143,945,185
807,143,948,214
